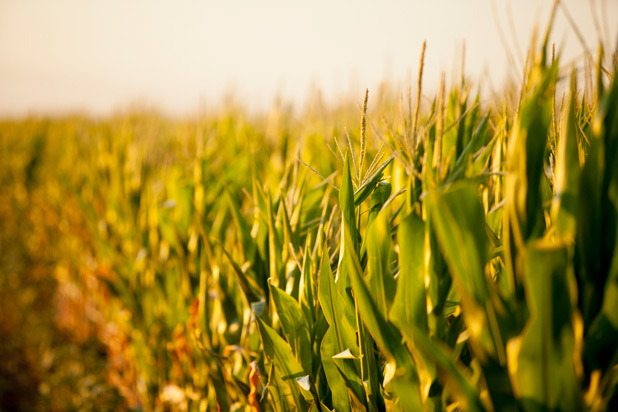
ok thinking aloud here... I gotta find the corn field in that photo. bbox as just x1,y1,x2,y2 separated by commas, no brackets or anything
1,23,618,412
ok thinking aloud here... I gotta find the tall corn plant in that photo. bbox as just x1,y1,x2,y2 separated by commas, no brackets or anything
246,44,618,412
65,27,618,412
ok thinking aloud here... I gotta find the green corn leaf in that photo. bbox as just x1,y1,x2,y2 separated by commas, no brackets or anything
421,178,452,340
320,331,357,412
365,208,396,318
583,69,618,375
225,188,255,258
344,224,394,356
269,281,313,373
343,225,423,409
318,252,363,412
255,315,311,411
577,69,618,325
551,72,581,239
583,242,618,407
446,123,484,184
426,182,507,362
336,150,360,313
504,62,558,303
367,181,392,228
426,184,488,303
309,401,332,412
583,243,618,376
397,322,486,412
333,364,369,411
309,402,332,412
354,152,396,206
466,117,497,177
266,362,296,412
440,89,464,175
357,318,385,412
340,151,360,250
225,187,269,296
299,241,317,329
390,210,428,334
512,240,583,412
267,191,285,290
318,249,359,351
280,199,295,253
209,237,261,303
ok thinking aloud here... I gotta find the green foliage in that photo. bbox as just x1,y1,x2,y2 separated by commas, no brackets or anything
3,24,618,412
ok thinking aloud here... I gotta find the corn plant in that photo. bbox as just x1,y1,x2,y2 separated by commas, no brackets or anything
2,17,618,412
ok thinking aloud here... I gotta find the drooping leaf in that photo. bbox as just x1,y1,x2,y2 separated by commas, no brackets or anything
512,240,583,412
343,225,423,409
269,281,312,373
318,251,363,412
255,316,311,411
397,322,486,412
354,153,396,206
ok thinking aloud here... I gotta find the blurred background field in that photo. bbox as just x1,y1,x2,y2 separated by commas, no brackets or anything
0,104,363,410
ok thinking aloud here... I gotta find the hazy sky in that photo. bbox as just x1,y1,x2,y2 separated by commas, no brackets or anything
0,0,616,117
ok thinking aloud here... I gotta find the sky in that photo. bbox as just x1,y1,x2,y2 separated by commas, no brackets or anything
0,0,616,118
